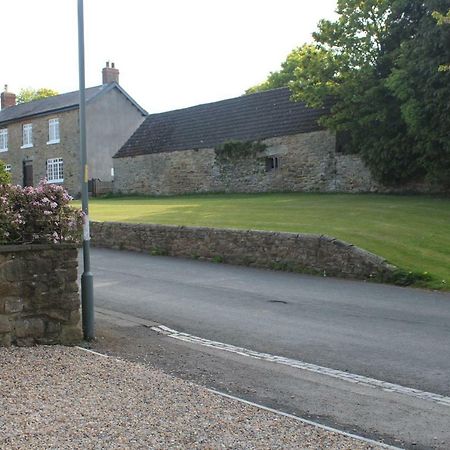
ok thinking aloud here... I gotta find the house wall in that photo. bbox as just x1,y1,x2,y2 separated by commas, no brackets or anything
113,130,379,195
86,88,145,182
0,109,80,194
0,87,146,197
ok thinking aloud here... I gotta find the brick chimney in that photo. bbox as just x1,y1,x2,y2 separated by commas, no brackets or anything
1,85,16,109
102,61,119,84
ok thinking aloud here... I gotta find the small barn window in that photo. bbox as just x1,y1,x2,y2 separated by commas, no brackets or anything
266,156,280,172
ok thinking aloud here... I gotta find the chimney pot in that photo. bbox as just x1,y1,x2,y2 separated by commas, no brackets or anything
1,85,16,109
102,62,120,84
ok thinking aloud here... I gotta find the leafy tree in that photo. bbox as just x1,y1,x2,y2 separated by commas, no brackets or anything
247,0,450,186
16,87,59,104
433,9,450,71
291,0,425,185
0,160,11,184
386,1,450,185
246,47,308,94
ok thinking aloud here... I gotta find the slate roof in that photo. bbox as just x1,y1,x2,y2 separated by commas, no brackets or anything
0,83,147,125
114,87,329,158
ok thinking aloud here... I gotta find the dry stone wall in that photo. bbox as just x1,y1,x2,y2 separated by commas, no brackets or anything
0,244,81,347
91,222,397,282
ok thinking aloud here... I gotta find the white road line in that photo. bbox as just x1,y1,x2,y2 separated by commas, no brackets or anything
151,324,450,407
76,346,109,358
207,388,403,450
75,346,402,449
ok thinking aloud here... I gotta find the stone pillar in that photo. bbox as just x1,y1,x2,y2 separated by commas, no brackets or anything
0,244,82,347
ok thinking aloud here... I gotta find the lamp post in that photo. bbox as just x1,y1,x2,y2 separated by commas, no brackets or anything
78,0,94,340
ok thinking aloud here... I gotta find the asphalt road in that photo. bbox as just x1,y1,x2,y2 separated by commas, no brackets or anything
90,248,450,449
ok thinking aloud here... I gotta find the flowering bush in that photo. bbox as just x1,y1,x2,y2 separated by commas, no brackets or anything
0,180,84,245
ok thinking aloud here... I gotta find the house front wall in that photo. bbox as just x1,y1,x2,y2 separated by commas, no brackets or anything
0,109,80,194
113,130,379,195
0,88,146,196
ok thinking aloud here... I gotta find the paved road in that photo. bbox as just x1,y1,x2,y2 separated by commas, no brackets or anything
92,248,450,395
91,248,450,449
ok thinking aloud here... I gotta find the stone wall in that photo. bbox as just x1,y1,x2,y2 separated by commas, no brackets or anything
0,244,81,347
113,130,379,195
1,109,81,195
91,221,397,282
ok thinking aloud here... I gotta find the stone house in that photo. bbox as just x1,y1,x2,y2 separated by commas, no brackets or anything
0,63,147,196
113,87,377,195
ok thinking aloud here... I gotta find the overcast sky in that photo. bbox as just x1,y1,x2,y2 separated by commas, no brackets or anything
2,0,337,113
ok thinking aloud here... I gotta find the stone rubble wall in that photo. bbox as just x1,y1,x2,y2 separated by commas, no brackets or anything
113,130,380,195
91,222,397,282
0,244,82,347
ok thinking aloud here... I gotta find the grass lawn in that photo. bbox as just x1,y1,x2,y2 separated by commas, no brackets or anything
75,193,450,290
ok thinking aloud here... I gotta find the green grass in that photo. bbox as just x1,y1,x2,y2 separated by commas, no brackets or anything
75,192,450,290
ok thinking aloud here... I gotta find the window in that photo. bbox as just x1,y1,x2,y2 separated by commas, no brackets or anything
0,128,7,152
22,123,33,148
266,156,280,172
46,158,64,183
48,118,60,144
4,164,11,173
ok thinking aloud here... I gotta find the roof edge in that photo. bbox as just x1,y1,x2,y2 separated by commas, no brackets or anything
0,104,79,126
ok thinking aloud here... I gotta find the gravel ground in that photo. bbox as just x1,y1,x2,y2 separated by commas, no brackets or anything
0,346,381,449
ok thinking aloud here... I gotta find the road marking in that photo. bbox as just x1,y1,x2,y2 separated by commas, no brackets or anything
207,388,403,450
75,346,402,449
151,324,450,407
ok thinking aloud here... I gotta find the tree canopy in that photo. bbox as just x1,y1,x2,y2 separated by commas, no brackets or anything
16,87,59,104
247,0,450,186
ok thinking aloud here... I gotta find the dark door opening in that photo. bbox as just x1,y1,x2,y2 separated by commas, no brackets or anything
23,160,33,187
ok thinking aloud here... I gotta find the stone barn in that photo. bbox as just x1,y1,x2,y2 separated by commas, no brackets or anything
113,87,376,195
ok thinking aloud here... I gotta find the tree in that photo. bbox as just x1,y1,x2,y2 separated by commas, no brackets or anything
248,0,450,186
433,9,450,71
246,47,309,94
386,1,450,185
16,87,59,104
0,160,11,184
292,0,425,185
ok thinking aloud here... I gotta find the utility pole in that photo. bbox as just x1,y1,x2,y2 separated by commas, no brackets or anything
78,0,94,340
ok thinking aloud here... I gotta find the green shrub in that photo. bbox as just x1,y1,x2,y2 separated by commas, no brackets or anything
0,160,11,185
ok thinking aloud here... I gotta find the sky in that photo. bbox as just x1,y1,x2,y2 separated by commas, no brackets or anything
2,0,337,114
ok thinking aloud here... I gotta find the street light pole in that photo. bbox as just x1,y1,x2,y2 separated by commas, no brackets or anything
77,0,94,340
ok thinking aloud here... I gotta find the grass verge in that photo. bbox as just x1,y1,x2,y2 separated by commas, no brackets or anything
74,192,450,290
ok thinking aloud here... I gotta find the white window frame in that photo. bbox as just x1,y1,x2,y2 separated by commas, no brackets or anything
0,128,8,152
21,123,33,148
46,158,64,183
4,164,11,173
47,118,60,144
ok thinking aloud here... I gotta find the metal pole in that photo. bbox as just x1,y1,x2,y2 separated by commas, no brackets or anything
78,0,94,340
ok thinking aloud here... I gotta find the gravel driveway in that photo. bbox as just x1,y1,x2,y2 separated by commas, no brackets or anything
0,346,382,449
